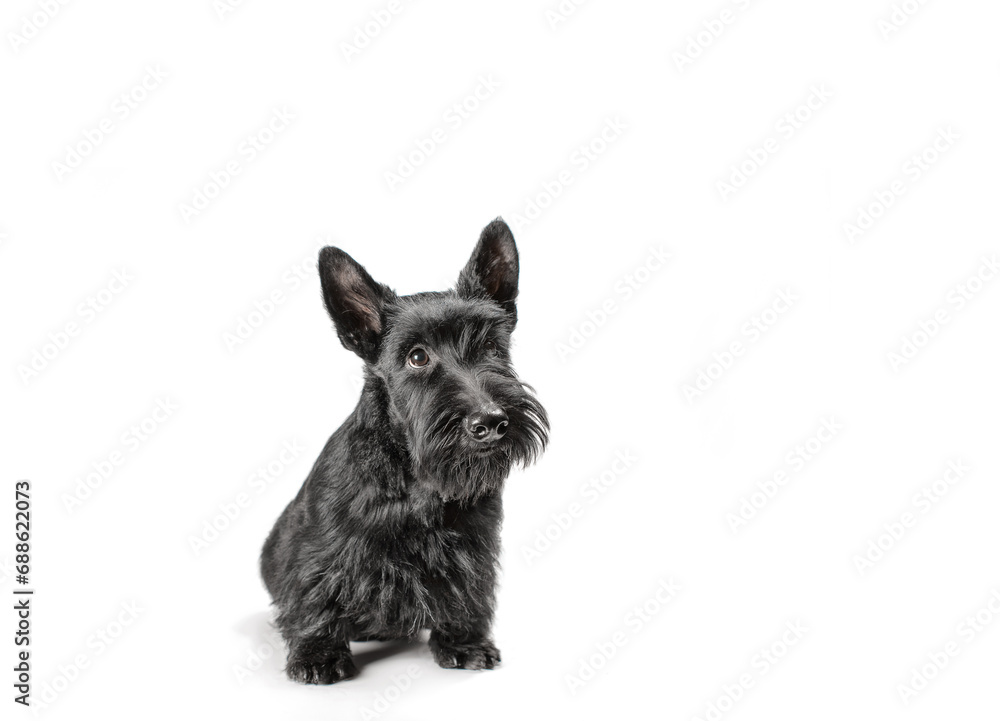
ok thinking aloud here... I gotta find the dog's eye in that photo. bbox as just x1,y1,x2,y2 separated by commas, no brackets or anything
484,340,498,355
407,348,430,368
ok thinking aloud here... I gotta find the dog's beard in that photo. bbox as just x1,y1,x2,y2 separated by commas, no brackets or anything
408,382,549,503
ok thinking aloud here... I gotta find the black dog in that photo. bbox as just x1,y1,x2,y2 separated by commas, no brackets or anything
260,218,548,684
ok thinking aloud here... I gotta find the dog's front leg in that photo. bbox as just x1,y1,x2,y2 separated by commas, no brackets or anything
284,626,358,684
430,624,501,671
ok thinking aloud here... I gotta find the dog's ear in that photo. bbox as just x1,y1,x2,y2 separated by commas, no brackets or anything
456,218,519,323
318,247,395,362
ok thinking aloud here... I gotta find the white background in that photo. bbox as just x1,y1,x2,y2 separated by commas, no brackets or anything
2,0,999,719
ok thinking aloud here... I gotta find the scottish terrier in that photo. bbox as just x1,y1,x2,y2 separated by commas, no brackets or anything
260,218,549,684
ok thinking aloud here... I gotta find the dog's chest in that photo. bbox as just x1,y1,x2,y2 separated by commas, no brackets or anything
346,499,499,632
397,507,494,583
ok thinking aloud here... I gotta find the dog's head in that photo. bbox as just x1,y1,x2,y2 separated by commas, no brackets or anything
318,218,548,501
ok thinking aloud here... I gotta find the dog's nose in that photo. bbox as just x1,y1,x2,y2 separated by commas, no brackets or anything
464,408,509,443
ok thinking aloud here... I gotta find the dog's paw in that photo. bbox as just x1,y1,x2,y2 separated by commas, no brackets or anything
286,654,358,684
432,639,501,670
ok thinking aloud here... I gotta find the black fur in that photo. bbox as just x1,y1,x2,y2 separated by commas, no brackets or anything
261,218,548,684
